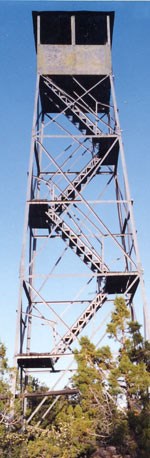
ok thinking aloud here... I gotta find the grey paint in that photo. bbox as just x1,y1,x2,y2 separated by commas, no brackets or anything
38,44,112,75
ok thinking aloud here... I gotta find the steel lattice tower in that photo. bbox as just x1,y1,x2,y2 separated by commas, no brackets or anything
13,11,149,422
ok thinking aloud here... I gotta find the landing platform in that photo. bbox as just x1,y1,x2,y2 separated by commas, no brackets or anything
98,272,139,296
96,135,119,166
29,202,49,229
17,353,54,370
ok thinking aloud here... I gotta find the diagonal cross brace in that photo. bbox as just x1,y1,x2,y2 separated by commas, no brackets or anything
43,76,102,135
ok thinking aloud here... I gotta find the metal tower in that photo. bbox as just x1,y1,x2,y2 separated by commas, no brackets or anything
14,11,149,422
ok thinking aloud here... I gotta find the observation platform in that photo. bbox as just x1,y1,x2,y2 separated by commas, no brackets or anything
32,11,114,113
32,11,114,47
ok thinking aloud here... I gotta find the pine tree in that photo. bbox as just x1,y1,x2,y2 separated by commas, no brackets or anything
107,297,150,457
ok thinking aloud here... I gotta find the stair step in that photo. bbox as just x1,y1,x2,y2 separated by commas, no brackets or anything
85,253,93,259
73,108,80,115
75,184,82,192
79,121,86,130
79,244,85,251
66,189,75,198
66,187,72,194
79,177,87,185
64,337,70,342
79,177,86,185
91,265,97,272
64,229,71,236
70,236,78,244
94,261,102,267
91,262,101,272
81,116,87,122
76,247,83,255
44,77,102,136
47,210,108,275
69,239,76,248
84,255,93,264
51,293,107,362
86,166,92,172
61,95,67,101
55,227,61,234
72,114,78,122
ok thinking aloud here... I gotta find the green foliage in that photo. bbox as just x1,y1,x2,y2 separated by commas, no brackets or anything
0,342,13,435
128,405,150,458
107,297,150,457
73,336,116,442
0,298,149,458
0,342,8,374
0,430,28,458
107,297,130,345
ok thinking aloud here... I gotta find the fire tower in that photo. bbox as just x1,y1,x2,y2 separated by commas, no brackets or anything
14,11,149,422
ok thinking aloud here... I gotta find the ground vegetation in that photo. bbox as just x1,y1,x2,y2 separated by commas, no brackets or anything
0,298,149,457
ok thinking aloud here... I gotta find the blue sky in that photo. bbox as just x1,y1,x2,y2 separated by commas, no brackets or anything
0,0,150,363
